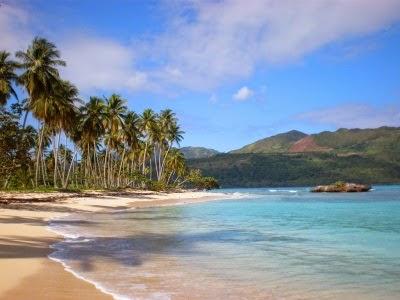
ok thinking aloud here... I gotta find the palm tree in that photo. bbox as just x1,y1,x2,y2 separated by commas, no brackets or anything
16,37,66,127
103,94,127,187
29,80,79,187
31,80,78,128
0,51,19,106
120,111,142,186
165,148,186,185
50,81,79,188
140,108,156,174
78,96,106,186
124,111,141,150
157,110,184,181
16,37,67,187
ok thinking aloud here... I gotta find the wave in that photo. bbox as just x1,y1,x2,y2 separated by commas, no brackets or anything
47,214,133,300
220,191,260,199
48,220,137,300
48,214,173,300
268,189,298,193
48,253,132,300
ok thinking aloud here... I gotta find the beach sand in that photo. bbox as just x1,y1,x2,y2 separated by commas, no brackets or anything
0,190,225,300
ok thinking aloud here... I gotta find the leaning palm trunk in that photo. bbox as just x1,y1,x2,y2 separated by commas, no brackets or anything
41,151,47,186
153,144,160,180
53,133,61,188
35,125,45,187
167,170,175,185
141,141,148,174
157,144,164,180
118,148,126,188
63,151,77,189
103,142,110,188
61,135,69,185
159,144,171,181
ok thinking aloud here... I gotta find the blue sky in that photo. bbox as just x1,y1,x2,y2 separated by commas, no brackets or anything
2,0,400,151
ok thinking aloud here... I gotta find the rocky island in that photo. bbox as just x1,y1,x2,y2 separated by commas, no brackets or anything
311,182,371,193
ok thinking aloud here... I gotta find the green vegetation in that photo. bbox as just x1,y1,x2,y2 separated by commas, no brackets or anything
0,37,218,191
196,127,400,187
334,181,346,190
231,127,400,161
184,169,220,190
180,146,219,159
188,152,400,187
312,127,400,162
231,130,307,154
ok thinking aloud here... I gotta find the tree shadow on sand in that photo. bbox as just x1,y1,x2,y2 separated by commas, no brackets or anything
50,227,310,272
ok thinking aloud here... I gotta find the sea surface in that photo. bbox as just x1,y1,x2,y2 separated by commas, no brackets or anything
49,186,400,300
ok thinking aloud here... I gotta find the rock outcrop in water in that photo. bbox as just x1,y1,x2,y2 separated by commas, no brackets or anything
311,182,371,193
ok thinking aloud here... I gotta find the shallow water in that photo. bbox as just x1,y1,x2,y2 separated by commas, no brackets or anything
49,186,400,299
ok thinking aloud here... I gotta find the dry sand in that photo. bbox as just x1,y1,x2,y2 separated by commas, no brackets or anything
0,190,227,300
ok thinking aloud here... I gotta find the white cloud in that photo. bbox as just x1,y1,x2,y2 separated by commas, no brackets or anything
296,103,400,128
0,4,149,94
0,3,33,52
147,0,400,89
2,1,400,92
60,36,148,93
233,86,253,101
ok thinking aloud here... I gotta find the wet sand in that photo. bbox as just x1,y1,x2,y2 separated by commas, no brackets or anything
0,190,225,300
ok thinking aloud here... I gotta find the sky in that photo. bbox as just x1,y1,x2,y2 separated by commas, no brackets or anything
1,0,400,152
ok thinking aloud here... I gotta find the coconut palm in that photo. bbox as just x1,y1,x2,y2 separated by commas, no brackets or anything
0,36,201,190
157,110,184,180
124,111,142,150
16,37,65,102
77,96,106,186
140,108,157,174
30,80,78,129
103,94,127,187
29,80,79,187
16,37,66,126
119,111,142,185
0,51,19,106
165,148,186,185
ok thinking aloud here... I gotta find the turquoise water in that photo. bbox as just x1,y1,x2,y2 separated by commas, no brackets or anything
50,186,400,299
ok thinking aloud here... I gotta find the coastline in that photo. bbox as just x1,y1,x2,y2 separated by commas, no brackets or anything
0,190,228,300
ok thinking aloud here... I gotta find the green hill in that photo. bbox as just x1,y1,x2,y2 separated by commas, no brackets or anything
312,127,400,162
180,146,220,159
231,130,307,153
188,127,400,187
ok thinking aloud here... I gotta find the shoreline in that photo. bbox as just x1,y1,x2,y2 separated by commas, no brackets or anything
0,190,229,300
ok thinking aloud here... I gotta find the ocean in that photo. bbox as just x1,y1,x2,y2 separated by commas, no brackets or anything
49,185,400,300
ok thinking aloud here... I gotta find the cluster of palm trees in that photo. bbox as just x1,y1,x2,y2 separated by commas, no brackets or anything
0,37,190,190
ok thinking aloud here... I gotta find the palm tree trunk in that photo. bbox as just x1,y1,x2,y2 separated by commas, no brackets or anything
118,148,126,188
35,125,45,187
157,145,163,181
159,144,171,181
62,135,68,185
103,142,110,188
53,133,61,188
41,151,47,186
142,141,148,174
153,144,159,180
63,151,77,189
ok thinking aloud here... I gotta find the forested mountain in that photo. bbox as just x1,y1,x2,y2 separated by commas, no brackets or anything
231,130,307,154
231,127,400,159
188,127,400,187
180,146,220,159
